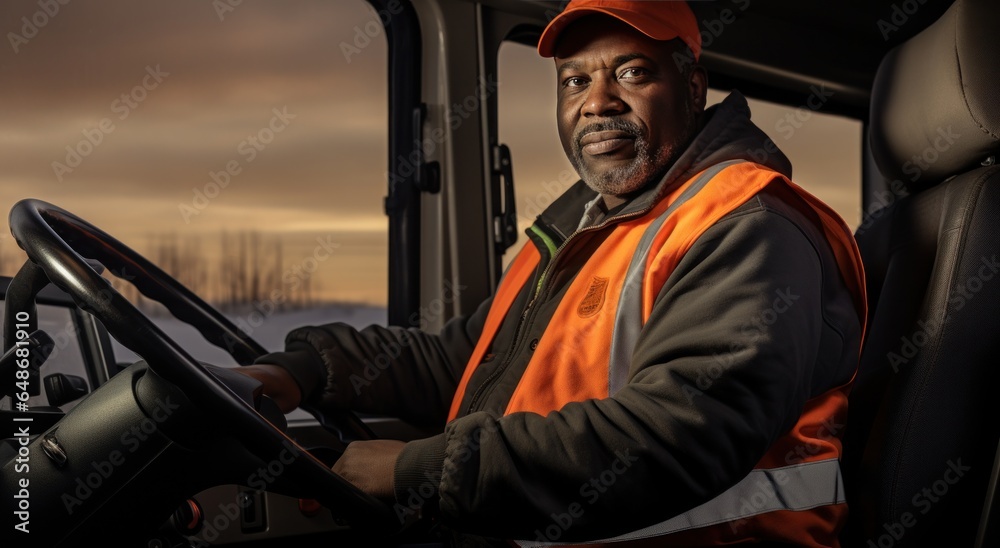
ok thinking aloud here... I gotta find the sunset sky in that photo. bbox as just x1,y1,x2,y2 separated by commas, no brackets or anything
0,0,861,307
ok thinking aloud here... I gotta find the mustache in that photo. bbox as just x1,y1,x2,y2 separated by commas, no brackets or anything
574,119,643,151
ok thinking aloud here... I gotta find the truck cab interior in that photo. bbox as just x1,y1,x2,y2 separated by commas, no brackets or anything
1,0,997,546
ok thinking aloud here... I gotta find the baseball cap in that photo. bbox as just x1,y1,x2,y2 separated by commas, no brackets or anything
537,0,702,60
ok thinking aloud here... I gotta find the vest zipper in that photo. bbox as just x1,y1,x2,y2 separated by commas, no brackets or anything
463,206,652,415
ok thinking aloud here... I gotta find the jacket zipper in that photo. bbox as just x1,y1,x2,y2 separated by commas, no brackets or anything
463,206,653,415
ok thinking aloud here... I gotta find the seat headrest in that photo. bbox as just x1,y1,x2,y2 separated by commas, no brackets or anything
869,0,1000,191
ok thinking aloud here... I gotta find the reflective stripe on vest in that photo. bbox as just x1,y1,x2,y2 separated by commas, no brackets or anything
608,159,740,394
611,160,866,396
448,161,867,546
516,457,845,547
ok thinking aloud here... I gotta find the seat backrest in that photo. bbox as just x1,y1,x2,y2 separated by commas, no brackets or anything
841,0,1000,546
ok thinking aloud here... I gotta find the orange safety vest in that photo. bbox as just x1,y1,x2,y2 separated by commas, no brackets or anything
447,160,867,547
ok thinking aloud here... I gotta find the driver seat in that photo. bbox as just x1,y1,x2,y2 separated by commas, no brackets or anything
840,0,1000,546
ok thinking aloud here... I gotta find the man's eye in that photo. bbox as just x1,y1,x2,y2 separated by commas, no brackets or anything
563,76,587,88
618,67,647,80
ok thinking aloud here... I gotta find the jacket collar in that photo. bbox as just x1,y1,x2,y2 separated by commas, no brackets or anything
533,91,793,241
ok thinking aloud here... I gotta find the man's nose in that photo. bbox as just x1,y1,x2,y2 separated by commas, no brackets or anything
581,76,625,117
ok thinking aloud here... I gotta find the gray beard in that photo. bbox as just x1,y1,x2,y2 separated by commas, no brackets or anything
571,110,694,198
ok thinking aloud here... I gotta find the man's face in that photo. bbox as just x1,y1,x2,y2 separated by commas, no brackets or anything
554,16,702,198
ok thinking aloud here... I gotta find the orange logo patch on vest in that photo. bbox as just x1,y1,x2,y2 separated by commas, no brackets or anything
578,276,609,318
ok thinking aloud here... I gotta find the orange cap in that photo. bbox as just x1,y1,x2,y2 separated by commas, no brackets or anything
537,0,701,60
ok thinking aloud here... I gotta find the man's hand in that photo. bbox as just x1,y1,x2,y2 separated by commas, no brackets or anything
332,439,406,500
236,364,302,413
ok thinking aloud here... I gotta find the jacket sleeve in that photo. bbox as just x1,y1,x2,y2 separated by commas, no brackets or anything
256,294,493,425
393,200,859,540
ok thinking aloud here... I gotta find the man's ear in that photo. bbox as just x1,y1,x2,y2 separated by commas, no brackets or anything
688,65,708,115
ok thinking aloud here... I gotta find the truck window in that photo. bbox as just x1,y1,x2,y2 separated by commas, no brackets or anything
0,0,390,370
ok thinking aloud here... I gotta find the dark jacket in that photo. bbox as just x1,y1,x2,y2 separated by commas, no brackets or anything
258,91,862,544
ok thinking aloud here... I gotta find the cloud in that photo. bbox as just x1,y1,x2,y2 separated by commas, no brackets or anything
0,0,395,303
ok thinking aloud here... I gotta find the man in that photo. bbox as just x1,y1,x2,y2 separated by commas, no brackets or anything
241,1,866,546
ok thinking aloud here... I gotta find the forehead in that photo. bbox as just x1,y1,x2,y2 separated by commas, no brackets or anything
552,15,671,64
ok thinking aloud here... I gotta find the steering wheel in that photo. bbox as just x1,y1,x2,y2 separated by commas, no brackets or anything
5,198,399,530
